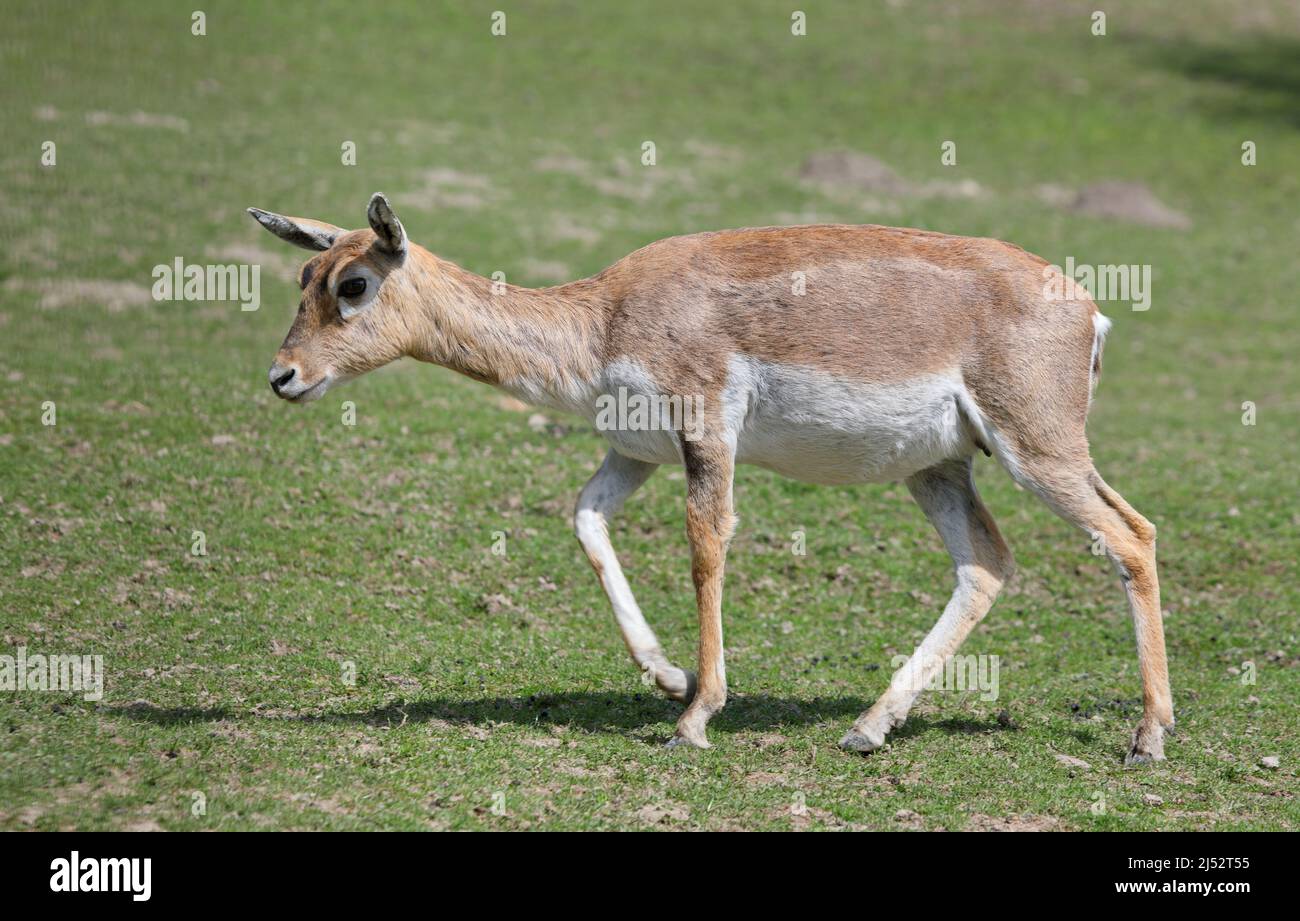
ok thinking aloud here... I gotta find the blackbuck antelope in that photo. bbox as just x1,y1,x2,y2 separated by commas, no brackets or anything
251,193,1173,763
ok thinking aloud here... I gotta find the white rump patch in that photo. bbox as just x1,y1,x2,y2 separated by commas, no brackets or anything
1090,311,1112,402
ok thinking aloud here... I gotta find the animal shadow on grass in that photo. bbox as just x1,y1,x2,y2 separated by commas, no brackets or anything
112,692,1013,745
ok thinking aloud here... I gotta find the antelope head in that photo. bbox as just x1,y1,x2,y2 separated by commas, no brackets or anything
249,193,415,402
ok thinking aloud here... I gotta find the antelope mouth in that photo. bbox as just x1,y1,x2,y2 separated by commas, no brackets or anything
284,377,330,403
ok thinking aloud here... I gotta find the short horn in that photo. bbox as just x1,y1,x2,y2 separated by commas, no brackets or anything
247,208,341,252
366,193,407,256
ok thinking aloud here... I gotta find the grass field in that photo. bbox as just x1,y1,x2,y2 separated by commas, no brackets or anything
2,0,1298,830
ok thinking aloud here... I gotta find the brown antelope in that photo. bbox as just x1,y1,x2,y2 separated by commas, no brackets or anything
250,193,1173,763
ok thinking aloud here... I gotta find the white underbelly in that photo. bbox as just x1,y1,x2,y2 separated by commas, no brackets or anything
585,356,976,485
729,358,973,485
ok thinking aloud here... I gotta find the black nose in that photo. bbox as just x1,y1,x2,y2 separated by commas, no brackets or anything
271,367,296,392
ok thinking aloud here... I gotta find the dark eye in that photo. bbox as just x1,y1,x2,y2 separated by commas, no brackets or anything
339,277,367,298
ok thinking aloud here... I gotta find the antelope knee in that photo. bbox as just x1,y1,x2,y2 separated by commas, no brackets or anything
574,507,608,553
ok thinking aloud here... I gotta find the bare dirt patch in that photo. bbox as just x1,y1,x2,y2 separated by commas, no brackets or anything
3,277,152,312
1067,181,1191,229
800,151,912,196
9,227,60,273
207,242,300,278
893,808,926,829
533,152,693,202
683,139,746,164
768,803,864,831
532,154,591,175
403,167,498,211
85,110,189,132
744,770,790,787
546,213,603,246
518,258,572,284
799,150,983,203
965,812,1065,831
393,119,461,147
635,802,691,826
1053,752,1093,772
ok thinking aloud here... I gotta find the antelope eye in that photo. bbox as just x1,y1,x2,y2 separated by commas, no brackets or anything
339,277,367,298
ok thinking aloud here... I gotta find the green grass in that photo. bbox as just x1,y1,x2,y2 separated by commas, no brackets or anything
1,0,1297,830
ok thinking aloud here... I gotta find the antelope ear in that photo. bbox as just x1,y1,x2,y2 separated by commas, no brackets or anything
246,208,341,252
367,193,407,256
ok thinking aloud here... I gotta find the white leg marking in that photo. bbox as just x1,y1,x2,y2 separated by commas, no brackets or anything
842,458,1013,752
575,449,694,702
